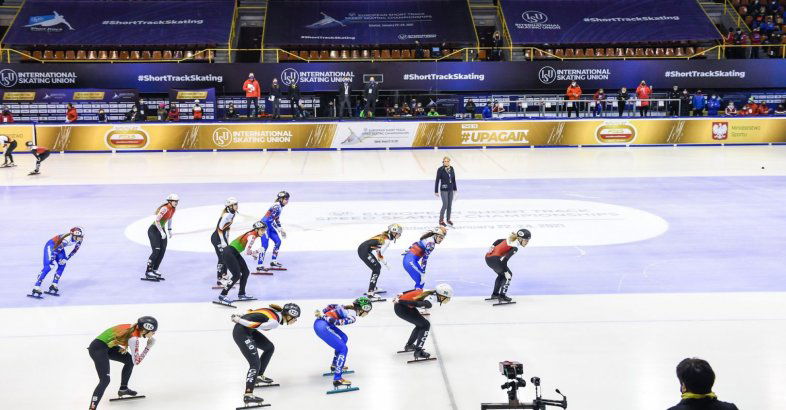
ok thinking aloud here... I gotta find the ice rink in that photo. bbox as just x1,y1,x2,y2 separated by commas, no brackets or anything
1,145,786,410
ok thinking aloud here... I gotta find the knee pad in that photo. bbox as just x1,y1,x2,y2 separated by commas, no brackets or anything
504,271,512,280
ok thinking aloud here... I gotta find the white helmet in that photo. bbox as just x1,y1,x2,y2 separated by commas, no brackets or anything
225,197,238,207
388,223,403,235
435,283,453,304
432,226,447,236
166,193,179,202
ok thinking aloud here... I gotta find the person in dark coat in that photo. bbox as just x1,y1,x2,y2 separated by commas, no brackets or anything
270,78,282,119
679,89,692,116
337,80,352,118
414,40,425,59
667,358,738,410
288,82,302,119
616,87,630,117
363,77,379,118
668,85,681,116
434,156,457,227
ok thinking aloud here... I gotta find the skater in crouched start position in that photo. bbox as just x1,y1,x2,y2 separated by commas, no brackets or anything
256,191,289,272
402,227,446,290
231,303,301,407
88,316,157,410
144,194,178,281
26,141,50,175
357,223,402,298
211,197,239,287
29,226,83,298
216,221,268,306
394,283,453,360
313,297,373,391
485,228,530,303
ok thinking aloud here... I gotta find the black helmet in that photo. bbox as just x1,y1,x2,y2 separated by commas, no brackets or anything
277,191,290,202
516,229,531,240
25,141,33,147
282,303,300,319
137,316,158,332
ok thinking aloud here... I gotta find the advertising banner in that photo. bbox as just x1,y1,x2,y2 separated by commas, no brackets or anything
0,124,35,151
331,122,419,148
0,60,781,93
34,123,337,151
0,88,139,103
3,0,235,46
500,0,721,45
264,0,476,46
30,118,786,152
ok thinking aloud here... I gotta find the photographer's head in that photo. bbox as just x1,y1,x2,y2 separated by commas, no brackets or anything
676,358,715,394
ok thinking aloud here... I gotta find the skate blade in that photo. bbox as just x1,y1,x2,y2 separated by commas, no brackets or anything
251,271,274,276
484,297,499,301
254,382,280,388
407,357,437,364
212,301,237,309
43,291,60,296
236,403,270,409
373,290,387,294
492,301,516,306
326,386,359,395
109,395,146,402
266,267,287,271
322,370,354,377
211,285,225,289
26,294,44,299
235,297,258,302
396,349,415,354
369,297,387,303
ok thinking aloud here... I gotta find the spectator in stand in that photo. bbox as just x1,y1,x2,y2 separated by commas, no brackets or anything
490,31,503,61
724,28,736,58
691,90,707,116
758,100,771,115
565,81,582,118
66,103,78,123
414,40,425,59
364,77,380,118
337,79,352,118
706,94,722,116
666,358,738,410
136,99,147,121
192,100,203,121
386,105,397,117
225,103,239,119
243,73,260,118
492,101,506,117
2,106,13,123
167,104,180,122
724,101,737,116
740,97,758,116
635,81,652,117
156,104,167,121
288,81,302,119
592,88,606,117
427,107,439,117
270,79,282,119
774,103,786,114
401,102,411,116
733,28,749,59
679,89,692,116
616,87,630,117
482,102,493,119
668,85,681,116
97,109,107,123
465,99,476,118
750,28,763,58
125,106,138,122
768,0,780,14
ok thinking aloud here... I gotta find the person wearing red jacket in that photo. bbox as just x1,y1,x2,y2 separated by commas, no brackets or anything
65,103,78,123
243,72,261,119
635,81,653,117
740,98,758,116
167,104,180,122
2,106,13,123
25,141,50,175
565,81,582,118
757,100,770,115
485,229,530,303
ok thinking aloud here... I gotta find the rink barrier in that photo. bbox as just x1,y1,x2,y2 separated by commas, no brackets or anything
14,118,786,152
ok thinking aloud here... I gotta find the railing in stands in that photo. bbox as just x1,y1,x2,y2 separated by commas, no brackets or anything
2,44,785,64
723,0,752,32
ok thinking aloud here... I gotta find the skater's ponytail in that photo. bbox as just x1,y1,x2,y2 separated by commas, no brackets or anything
419,231,436,241
268,304,283,312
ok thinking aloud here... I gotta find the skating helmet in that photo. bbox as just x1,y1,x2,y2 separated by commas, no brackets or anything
432,226,447,237
435,283,454,305
353,297,373,316
166,193,180,202
516,229,531,240
25,141,33,147
70,226,84,238
283,303,301,319
276,191,290,202
225,197,238,207
388,223,403,237
252,221,267,231
137,316,158,332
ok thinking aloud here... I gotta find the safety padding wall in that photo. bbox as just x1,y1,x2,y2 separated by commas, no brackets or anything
23,118,786,152
0,124,35,151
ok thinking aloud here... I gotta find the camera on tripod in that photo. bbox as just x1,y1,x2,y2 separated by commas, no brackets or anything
480,361,567,410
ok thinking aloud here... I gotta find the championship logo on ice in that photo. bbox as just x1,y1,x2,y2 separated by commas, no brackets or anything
711,122,728,140
24,11,74,32
594,121,637,143
105,126,149,149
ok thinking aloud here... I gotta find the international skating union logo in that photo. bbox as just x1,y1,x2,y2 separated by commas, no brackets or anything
281,68,300,86
212,127,232,147
0,69,18,88
538,66,557,84
521,10,548,24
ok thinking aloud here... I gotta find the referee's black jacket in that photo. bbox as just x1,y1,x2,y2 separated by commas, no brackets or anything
434,166,457,193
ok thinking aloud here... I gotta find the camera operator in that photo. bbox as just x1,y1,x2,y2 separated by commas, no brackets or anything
667,358,738,410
